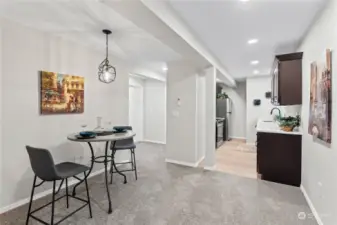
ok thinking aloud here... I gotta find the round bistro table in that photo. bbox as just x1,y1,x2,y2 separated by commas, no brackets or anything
67,130,136,214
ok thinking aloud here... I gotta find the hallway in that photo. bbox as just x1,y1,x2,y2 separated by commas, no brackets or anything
216,139,257,179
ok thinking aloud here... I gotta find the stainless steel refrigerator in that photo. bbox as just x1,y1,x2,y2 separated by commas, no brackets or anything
216,98,232,141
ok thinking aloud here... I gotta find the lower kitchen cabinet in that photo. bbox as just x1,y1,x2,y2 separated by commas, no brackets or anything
257,132,302,187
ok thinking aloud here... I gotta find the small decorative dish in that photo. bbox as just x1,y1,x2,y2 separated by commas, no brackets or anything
112,130,127,134
75,134,96,139
113,126,129,133
77,131,97,139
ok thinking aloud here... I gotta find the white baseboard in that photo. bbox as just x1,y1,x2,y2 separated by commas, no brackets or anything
300,185,323,225
229,136,246,140
0,162,128,214
196,156,205,167
142,140,166,145
165,159,198,167
204,165,216,171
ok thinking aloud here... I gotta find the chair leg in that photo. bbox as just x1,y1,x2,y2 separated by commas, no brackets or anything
110,152,114,184
26,176,37,225
51,181,56,225
132,149,138,180
130,149,134,169
65,178,69,208
84,172,93,218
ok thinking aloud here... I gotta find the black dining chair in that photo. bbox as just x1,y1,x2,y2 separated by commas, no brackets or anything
110,126,137,183
26,146,92,225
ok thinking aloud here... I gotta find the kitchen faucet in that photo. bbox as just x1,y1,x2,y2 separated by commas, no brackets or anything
270,107,281,120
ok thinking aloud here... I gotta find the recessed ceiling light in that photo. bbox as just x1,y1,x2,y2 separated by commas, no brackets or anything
247,39,258,44
251,60,259,65
163,67,168,71
240,0,250,2
253,70,260,75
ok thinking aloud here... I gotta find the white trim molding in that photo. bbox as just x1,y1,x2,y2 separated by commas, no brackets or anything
229,136,246,140
142,140,166,145
165,159,199,167
196,156,205,167
300,185,323,225
204,165,216,171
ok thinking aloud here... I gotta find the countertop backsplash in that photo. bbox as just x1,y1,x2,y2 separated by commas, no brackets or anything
278,105,302,117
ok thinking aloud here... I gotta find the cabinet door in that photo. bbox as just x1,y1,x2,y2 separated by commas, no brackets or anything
257,133,275,176
258,132,302,186
256,134,260,173
279,59,302,105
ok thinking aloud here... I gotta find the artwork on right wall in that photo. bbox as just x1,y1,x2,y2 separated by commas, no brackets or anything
308,49,332,144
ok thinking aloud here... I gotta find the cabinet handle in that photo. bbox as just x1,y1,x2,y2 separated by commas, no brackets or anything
273,96,279,105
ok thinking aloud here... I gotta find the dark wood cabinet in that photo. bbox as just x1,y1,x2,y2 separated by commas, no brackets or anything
257,132,302,187
271,52,303,105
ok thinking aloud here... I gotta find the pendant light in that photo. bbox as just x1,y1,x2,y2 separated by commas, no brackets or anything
98,29,116,83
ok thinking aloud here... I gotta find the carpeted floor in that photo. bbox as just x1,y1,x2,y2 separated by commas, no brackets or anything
1,143,317,225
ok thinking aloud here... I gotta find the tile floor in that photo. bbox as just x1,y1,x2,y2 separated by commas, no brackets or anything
0,143,317,225
216,139,257,179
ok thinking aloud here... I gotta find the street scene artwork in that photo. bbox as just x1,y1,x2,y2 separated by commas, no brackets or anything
308,49,332,144
40,71,84,114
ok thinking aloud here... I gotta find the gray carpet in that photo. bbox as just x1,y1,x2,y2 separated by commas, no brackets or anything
1,143,317,225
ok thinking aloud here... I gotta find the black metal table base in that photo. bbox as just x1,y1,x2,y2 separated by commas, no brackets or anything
71,141,127,214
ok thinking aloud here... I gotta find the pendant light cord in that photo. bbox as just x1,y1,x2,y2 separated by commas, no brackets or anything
106,34,109,60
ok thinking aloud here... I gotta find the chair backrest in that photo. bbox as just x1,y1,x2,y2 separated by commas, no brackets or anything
112,126,134,146
26,146,59,181
124,126,132,131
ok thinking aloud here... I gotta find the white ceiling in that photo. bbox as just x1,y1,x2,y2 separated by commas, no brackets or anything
0,0,182,78
168,0,328,79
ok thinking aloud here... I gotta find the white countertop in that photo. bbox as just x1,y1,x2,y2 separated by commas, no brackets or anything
256,119,302,136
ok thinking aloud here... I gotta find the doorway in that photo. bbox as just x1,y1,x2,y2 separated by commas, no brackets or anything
129,85,144,142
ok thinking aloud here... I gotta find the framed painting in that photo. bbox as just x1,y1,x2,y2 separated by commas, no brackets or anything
40,71,84,114
308,49,332,143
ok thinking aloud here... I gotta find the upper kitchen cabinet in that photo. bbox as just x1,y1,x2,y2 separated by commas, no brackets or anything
271,52,303,105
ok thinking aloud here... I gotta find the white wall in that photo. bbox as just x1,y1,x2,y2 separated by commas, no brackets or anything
0,19,129,209
298,1,337,224
203,67,216,168
129,77,144,141
246,76,274,143
222,81,246,139
246,76,302,143
166,61,199,164
196,74,206,161
165,64,214,167
0,26,3,207
144,80,166,143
